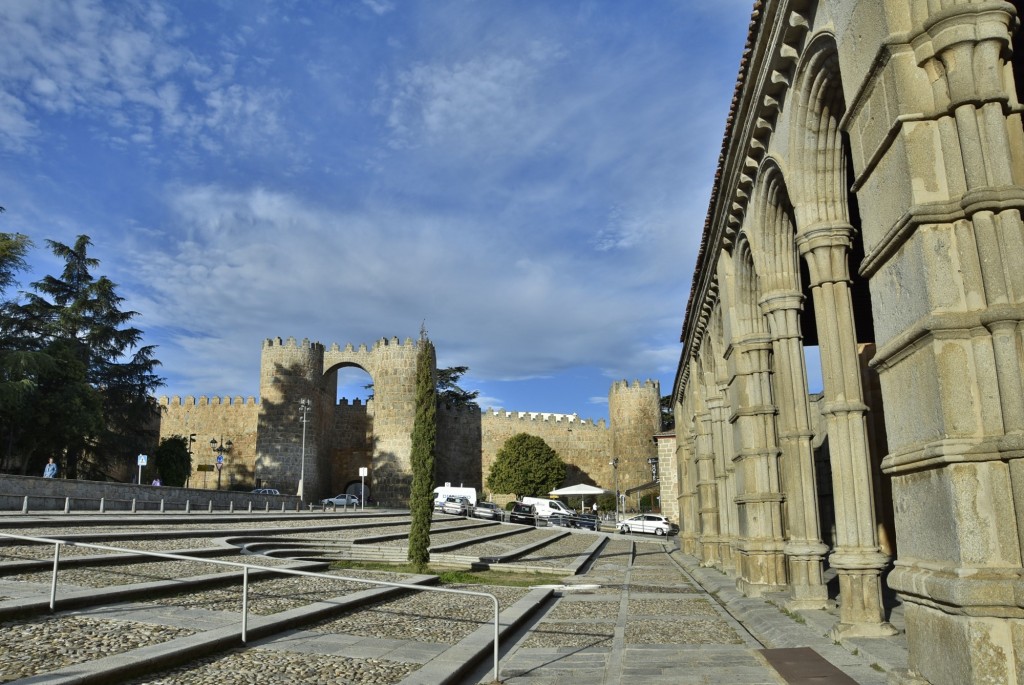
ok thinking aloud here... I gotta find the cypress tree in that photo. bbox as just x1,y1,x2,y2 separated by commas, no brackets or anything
407,333,437,571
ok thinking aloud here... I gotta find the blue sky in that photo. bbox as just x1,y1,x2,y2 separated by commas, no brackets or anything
0,0,756,422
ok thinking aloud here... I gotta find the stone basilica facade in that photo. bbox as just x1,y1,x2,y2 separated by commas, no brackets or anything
661,1,1024,684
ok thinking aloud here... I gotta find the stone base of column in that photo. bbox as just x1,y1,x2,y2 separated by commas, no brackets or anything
828,548,896,637
720,540,735,573
898,601,1023,685
680,532,699,556
784,540,832,611
735,544,788,596
699,535,723,568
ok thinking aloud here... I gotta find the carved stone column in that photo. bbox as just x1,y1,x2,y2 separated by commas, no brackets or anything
797,224,895,637
760,289,831,610
708,391,737,571
727,336,787,595
677,425,699,556
695,407,722,567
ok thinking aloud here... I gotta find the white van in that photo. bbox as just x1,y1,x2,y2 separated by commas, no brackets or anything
521,496,575,519
433,486,477,510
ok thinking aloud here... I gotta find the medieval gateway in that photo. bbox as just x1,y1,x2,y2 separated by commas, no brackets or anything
154,1,1024,683
157,335,662,511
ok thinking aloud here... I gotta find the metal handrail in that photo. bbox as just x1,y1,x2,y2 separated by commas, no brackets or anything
0,532,503,681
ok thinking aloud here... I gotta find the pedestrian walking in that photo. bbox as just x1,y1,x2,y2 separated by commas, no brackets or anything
43,458,57,478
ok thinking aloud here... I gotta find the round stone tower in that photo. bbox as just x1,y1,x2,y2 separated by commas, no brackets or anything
363,336,425,505
609,379,662,502
255,337,329,498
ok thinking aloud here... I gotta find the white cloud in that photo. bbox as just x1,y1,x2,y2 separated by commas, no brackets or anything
0,0,288,155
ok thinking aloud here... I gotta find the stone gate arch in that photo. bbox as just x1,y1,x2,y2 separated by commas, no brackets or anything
254,335,427,505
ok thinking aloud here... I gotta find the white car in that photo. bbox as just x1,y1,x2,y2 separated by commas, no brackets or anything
322,494,360,507
441,496,471,516
617,514,679,536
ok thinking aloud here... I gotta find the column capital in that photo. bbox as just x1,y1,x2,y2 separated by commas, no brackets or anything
796,222,854,286
758,289,803,315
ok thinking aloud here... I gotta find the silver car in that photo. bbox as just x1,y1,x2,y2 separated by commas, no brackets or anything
321,494,360,507
471,501,503,520
441,496,471,516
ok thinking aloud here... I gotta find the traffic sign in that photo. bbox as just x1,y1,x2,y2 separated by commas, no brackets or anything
137,454,148,466
216,455,224,465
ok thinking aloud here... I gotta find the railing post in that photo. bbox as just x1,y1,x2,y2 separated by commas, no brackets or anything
160,499,165,513
22,496,28,514
99,497,105,513
280,502,285,513
265,502,269,513
63,497,70,514
49,542,62,611
131,498,137,513
229,501,234,513
208,500,213,513
241,566,250,643
185,500,191,514
247,501,252,513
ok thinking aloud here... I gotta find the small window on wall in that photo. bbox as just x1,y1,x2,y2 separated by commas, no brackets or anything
336,367,374,405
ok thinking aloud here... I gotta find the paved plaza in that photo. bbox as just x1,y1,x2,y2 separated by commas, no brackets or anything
0,511,907,684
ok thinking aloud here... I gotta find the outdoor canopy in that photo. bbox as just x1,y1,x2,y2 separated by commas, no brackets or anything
549,483,611,513
548,484,610,496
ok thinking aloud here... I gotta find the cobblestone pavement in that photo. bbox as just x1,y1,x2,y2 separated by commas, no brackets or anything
0,512,904,684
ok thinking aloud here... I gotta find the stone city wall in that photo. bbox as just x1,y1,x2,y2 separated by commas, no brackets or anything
157,395,261,491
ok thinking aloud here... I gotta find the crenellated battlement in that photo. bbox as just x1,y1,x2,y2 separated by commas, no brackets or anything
158,395,259,407
483,409,607,429
610,378,661,393
263,336,325,351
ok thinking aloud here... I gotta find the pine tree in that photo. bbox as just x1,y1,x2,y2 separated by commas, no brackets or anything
407,333,437,571
15,236,163,478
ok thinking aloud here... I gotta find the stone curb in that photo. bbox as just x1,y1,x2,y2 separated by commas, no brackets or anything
0,559,328,621
395,587,554,685
11,575,439,685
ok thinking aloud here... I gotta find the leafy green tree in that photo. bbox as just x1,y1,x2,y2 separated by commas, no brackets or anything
13,235,163,478
660,394,675,431
152,435,192,487
407,335,437,571
436,365,479,408
486,433,566,499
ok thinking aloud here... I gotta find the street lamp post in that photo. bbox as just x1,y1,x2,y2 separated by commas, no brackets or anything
609,458,620,524
210,437,232,490
298,398,311,502
186,434,196,488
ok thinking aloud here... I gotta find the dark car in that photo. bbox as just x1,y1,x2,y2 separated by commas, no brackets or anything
472,501,503,521
576,514,601,531
548,513,575,528
508,502,536,525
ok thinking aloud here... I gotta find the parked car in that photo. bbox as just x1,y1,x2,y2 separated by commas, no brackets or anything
471,501,503,521
508,502,537,525
617,514,679,536
576,513,601,531
322,493,360,507
251,488,280,495
548,513,575,528
441,496,471,516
